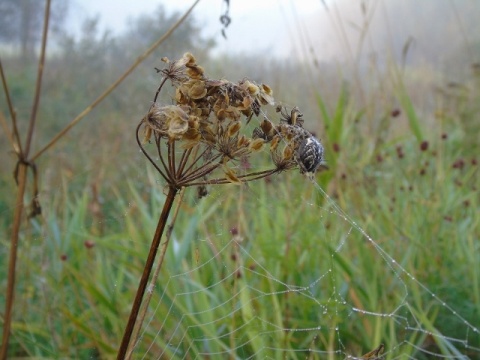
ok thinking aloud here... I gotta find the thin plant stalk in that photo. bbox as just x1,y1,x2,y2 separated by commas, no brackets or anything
0,0,51,357
0,164,28,360
117,186,179,359
0,62,19,152
126,188,187,359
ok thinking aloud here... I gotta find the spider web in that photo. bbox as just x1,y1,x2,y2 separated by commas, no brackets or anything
122,127,479,360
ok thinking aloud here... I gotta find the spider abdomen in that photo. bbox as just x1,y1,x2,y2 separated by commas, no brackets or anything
296,137,324,175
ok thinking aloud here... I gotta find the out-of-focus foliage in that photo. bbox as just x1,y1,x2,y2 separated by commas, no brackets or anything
0,0,68,59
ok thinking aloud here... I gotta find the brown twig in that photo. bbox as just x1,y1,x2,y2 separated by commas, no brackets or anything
0,111,16,153
24,0,51,157
0,163,28,360
0,1,51,357
125,187,187,359
117,186,179,359
0,60,20,152
31,0,201,162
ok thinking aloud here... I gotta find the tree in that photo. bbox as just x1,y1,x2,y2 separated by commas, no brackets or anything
0,0,68,59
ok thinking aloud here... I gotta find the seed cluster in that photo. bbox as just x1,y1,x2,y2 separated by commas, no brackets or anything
138,53,325,189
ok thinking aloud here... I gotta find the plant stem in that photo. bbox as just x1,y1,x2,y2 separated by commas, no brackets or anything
117,186,178,359
126,187,186,359
0,163,27,360
24,0,51,157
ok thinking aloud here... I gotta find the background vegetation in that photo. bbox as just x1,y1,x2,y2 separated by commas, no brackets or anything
0,0,479,358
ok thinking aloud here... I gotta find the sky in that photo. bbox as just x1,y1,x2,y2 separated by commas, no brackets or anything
70,0,328,58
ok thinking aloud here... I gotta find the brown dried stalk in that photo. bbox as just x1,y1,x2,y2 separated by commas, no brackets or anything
0,1,51,357
118,53,326,358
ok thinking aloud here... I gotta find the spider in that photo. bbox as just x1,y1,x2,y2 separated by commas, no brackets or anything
296,136,325,175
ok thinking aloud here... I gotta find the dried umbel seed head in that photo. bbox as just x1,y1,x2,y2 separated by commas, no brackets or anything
137,53,326,189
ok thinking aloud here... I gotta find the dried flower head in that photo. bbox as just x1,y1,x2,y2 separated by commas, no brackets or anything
137,53,326,189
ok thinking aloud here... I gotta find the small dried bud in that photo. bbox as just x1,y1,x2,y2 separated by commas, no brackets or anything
237,135,250,147
179,52,196,67
84,240,95,249
420,140,429,152
270,136,280,151
224,166,242,184
227,121,241,137
260,119,273,134
186,65,204,79
242,80,259,96
283,143,294,161
249,138,264,152
258,84,274,105
391,109,401,117
201,126,216,144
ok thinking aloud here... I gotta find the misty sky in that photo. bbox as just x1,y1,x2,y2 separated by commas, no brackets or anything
70,0,327,58
69,0,479,72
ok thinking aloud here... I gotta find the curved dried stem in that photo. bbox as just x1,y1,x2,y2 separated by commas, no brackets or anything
185,167,279,187
180,145,215,176
135,122,171,182
155,137,175,184
176,147,193,176
177,162,223,187
152,76,170,103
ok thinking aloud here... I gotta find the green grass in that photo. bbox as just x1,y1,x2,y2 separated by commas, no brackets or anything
2,94,478,358
1,38,479,359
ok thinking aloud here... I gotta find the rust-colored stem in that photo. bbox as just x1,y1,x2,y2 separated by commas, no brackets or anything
117,186,178,359
0,163,27,360
0,60,20,152
24,0,51,157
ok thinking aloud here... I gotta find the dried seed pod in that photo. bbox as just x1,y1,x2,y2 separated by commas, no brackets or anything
186,65,204,79
175,88,189,104
269,135,280,151
249,138,264,152
237,135,250,147
260,119,273,134
283,143,294,160
224,166,242,184
201,126,217,144
179,52,196,67
227,121,241,137
187,80,207,99
258,84,274,105
168,115,189,138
